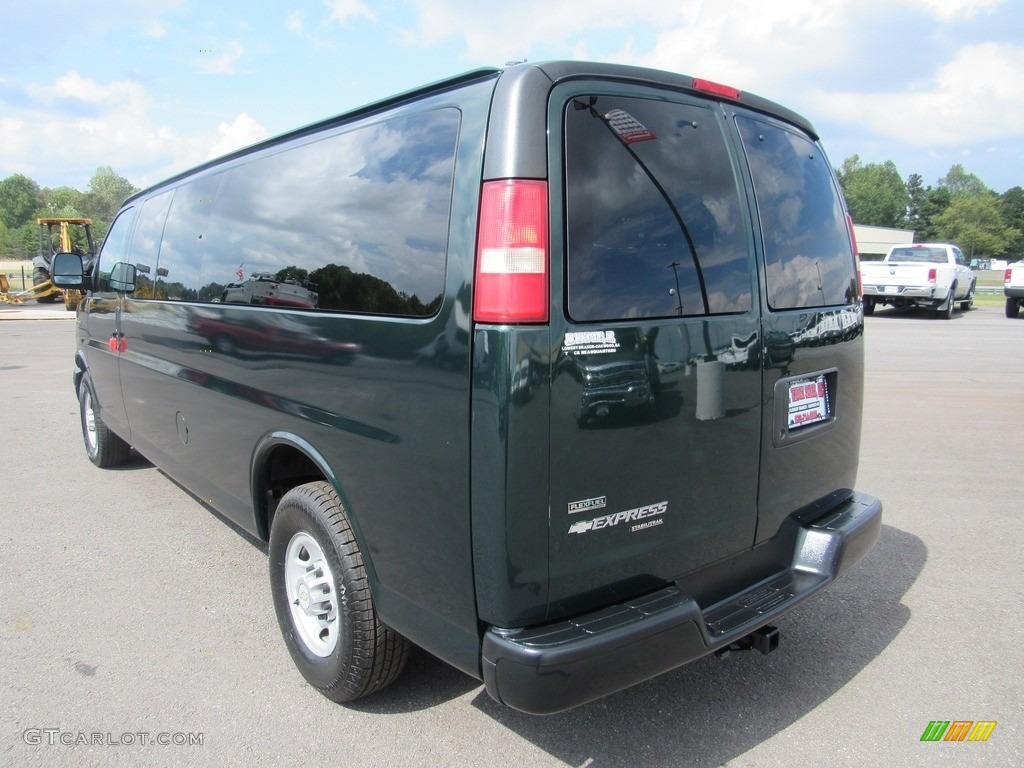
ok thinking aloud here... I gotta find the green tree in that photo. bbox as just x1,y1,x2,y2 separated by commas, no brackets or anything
836,155,908,227
0,174,42,229
906,173,926,232
915,186,951,242
1000,187,1024,261
82,166,139,240
0,222,39,260
40,185,86,218
933,193,1018,259
938,164,988,197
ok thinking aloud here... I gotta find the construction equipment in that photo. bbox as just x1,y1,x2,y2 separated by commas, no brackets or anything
1,272,26,304
31,217,96,310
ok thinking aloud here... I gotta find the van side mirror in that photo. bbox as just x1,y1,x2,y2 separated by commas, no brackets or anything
51,252,84,287
109,262,137,294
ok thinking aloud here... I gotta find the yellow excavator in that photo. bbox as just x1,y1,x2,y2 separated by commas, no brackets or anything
29,217,96,311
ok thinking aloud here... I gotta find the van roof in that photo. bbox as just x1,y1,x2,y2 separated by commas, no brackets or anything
123,60,817,206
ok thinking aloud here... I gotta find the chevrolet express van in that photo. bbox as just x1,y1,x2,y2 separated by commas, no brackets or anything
54,61,882,714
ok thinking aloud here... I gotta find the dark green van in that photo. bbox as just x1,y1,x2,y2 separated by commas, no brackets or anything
56,61,881,714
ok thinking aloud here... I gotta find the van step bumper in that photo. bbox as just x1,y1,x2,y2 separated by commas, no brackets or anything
481,491,882,714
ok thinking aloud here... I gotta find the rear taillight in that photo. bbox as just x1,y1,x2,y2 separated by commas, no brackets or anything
1007,268,1013,285
846,214,862,298
928,268,937,283
473,179,548,324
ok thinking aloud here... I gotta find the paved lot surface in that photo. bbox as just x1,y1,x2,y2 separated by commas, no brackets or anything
1,305,1022,767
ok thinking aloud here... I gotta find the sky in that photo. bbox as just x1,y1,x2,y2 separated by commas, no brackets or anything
1,0,1022,198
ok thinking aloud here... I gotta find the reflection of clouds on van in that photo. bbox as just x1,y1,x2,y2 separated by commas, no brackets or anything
565,96,753,323
764,251,855,310
203,110,459,310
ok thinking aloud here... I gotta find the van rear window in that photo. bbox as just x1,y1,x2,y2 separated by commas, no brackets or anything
564,95,752,322
737,116,857,310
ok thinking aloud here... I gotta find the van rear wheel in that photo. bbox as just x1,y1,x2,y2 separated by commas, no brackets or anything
269,481,410,703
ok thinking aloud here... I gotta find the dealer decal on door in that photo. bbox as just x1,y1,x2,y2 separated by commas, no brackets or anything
568,500,668,535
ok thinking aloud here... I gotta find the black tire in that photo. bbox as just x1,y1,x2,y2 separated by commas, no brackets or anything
863,297,875,316
1008,297,1021,319
78,376,132,468
269,481,409,703
33,268,60,303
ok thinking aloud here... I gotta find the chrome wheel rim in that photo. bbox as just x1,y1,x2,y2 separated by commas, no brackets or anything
284,532,339,657
82,389,98,456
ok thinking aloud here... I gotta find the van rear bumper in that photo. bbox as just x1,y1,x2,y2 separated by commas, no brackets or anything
481,491,882,714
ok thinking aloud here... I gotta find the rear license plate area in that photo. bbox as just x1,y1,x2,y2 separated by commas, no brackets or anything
772,369,838,447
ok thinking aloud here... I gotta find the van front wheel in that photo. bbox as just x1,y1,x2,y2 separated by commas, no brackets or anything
269,481,410,703
78,376,131,468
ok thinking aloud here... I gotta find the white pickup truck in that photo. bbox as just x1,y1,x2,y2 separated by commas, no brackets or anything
1006,262,1024,318
861,243,975,319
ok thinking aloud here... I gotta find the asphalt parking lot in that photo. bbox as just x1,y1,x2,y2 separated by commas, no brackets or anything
1,304,1022,767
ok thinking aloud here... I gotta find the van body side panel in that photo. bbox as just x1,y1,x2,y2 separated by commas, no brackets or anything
109,81,497,674
471,327,551,627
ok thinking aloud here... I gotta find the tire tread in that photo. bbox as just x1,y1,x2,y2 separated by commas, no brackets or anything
270,481,410,703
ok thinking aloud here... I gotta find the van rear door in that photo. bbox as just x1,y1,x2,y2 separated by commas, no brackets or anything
733,110,864,543
545,86,763,618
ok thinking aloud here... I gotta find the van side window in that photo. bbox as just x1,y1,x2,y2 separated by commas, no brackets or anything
564,95,752,322
737,116,857,310
187,108,459,315
158,174,223,302
127,190,174,299
95,207,135,292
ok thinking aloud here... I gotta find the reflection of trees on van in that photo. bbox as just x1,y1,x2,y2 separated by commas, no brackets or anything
308,263,441,316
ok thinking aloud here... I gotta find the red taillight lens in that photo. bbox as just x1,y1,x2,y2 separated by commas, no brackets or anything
846,214,862,298
928,268,937,283
1007,269,1013,284
473,179,548,324
692,78,742,100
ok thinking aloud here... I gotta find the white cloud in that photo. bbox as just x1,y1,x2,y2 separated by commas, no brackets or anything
196,41,246,75
144,21,167,38
400,0,677,61
910,0,1005,22
0,71,271,189
286,10,304,35
326,0,377,24
207,113,270,159
808,43,1024,145
634,1,856,96
27,70,152,113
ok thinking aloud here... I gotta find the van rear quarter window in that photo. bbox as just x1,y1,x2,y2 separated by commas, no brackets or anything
564,94,752,322
124,108,461,316
737,116,857,310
